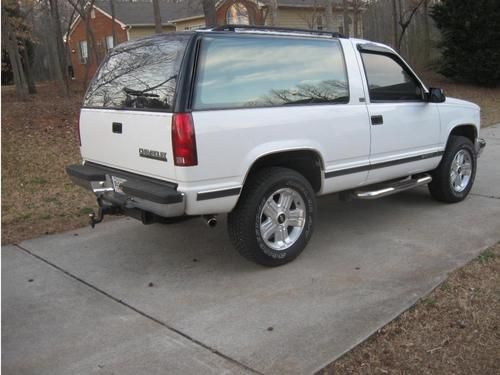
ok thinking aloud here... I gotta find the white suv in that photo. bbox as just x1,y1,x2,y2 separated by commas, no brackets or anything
67,26,486,266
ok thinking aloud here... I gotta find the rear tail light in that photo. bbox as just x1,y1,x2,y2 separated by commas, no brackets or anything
172,113,198,166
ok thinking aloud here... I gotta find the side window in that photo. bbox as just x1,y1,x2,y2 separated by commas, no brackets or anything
361,52,422,102
105,35,114,51
192,36,349,110
78,40,88,64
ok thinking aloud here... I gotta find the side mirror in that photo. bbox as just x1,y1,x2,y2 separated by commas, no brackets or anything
427,87,446,103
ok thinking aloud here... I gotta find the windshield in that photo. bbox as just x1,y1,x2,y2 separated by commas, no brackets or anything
83,35,189,111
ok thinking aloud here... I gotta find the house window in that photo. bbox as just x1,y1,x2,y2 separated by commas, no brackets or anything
78,40,88,64
91,9,96,19
105,35,114,51
226,3,250,25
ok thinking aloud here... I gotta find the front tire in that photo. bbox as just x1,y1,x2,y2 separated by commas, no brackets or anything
428,136,476,203
228,167,316,266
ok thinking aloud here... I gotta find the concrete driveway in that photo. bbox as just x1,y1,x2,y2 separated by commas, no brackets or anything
3,125,500,375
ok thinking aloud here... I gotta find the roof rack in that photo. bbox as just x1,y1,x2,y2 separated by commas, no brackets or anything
211,24,344,38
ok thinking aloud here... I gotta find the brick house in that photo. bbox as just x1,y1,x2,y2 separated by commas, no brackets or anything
68,0,365,81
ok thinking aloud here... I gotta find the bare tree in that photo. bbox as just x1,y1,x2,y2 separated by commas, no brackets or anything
20,38,37,94
324,0,334,31
110,0,117,44
397,0,426,51
152,0,162,33
67,0,99,89
2,2,29,98
423,0,430,61
352,0,360,37
342,0,349,36
18,1,37,94
202,0,217,27
267,0,279,26
48,0,70,94
392,0,398,48
297,1,321,30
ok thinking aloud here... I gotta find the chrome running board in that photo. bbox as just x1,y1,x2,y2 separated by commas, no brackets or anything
353,174,432,200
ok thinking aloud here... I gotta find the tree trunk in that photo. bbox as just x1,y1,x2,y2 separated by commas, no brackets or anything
268,0,279,26
65,7,77,82
423,0,430,63
353,0,359,38
202,0,217,27
20,40,37,94
397,0,426,53
49,0,69,95
324,0,334,32
110,0,117,44
152,0,162,34
2,10,29,98
392,0,398,50
342,0,349,37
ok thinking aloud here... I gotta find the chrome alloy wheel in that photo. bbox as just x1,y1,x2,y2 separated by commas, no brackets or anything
450,149,473,193
259,187,306,251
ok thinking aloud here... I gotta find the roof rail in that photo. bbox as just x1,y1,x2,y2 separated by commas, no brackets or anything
211,24,344,38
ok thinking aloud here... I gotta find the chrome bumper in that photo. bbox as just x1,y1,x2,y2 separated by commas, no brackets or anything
475,138,486,157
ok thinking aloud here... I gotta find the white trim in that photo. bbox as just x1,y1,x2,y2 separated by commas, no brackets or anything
128,23,175,27
67,16,82,39
169,15,205,23
93,5,128,28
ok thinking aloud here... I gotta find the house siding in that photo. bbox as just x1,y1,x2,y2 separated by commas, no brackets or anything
68,9,127,81
128,25,175,39
174,17,206,31
272,7,363,36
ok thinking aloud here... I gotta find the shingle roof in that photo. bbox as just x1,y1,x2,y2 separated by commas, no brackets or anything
94,0,328,26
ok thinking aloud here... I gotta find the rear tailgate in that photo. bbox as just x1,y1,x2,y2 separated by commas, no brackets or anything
80,34,191,181
80,109,176,180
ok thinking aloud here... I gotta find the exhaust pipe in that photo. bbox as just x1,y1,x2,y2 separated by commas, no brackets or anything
203,215,217,228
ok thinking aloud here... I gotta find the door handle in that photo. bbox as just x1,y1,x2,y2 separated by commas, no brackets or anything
371,115,383,125
112,122,122,134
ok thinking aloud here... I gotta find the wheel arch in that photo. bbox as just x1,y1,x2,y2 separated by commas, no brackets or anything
241,149,325,194
447,124,478,147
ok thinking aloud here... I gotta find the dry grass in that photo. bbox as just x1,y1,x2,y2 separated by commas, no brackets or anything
1,82,98,244
319,243,500,375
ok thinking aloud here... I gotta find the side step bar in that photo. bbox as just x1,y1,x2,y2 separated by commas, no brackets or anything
353,174,432,200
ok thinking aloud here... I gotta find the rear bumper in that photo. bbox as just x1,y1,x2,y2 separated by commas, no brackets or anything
66,163,185,218
475,138,486,157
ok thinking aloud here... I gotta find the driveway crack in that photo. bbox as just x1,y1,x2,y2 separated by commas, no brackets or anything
470,193,500,200
13,244,262,375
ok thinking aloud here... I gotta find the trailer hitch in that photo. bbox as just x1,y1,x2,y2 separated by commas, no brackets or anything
89,199,121,228
89,207,104,229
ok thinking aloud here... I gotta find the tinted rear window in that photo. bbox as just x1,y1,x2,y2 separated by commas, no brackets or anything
193,35,348,110
84,35,189,111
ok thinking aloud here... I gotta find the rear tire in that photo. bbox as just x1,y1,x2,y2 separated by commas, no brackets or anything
428,136,476,203
228,167,316,266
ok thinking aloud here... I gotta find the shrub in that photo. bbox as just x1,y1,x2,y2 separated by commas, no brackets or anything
431,0,500,86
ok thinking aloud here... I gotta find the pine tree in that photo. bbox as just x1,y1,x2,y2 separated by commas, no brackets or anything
431,0,500,86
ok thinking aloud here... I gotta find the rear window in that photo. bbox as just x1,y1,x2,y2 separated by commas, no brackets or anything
192,35,348,110
84,35,189,111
